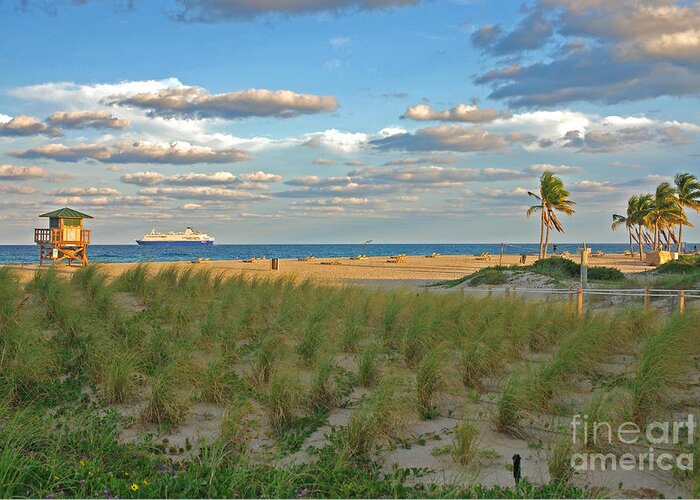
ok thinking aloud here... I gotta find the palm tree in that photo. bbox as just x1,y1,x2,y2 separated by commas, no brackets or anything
612,195,653,259
648,182,684,251
527,171,576,258
674,173,700,253
611,209,633,255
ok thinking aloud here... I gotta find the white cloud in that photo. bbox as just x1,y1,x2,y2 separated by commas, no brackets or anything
524,163,583,174
0,164,49,180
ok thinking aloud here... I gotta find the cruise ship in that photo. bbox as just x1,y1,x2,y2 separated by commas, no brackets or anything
136,227,214,246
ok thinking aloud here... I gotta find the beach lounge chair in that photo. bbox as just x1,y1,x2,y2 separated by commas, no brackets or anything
475,252,492,261
624,250,633,256
321,259,342,265
350,254,367,260
593,250,605,258
297,256,316,261
387,254,407,263
560,251,571,258
425,252,440,258
243,257,258,263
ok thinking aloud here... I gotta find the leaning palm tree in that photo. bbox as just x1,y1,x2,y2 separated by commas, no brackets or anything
613,195,654,258
527,171,576,258
611,209,634,255
647,182,684,251
674,173,700,253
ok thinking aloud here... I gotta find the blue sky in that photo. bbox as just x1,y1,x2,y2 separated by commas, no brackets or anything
1,0,699,244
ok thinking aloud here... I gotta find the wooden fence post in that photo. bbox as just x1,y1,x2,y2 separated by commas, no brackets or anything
645,287,650,309
679,289,685,314
577,287,583,315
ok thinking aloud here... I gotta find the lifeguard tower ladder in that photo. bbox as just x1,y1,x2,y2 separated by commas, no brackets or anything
34,207,92,266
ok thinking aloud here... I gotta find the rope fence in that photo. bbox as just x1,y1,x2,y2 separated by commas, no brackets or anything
459,285,698,314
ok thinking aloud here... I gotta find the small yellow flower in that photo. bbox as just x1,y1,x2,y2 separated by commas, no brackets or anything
131,483,139,491
53,476,60,481
88,472,93,477
79,460,85,467
143,480,149,486
124,472,129,477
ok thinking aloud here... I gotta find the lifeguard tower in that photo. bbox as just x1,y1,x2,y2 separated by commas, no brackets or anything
34,207,92,266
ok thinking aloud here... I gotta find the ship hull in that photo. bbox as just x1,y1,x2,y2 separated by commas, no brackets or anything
136,240,214,246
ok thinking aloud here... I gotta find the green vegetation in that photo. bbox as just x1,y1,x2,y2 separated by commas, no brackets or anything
439,256,624,289
0,265,697,498
657,254,700,274
469,269,508,286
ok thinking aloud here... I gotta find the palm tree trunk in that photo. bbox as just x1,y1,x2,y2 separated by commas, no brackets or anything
544,216,551,258
678,223,683,254
538,208,545,259
638,225,645,261
628,228,633,254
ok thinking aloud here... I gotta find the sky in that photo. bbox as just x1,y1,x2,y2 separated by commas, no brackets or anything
0,0,699,245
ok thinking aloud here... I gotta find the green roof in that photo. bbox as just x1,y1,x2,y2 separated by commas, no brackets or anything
39,207,93,219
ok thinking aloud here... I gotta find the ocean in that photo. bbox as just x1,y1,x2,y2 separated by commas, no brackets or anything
1,242,692,265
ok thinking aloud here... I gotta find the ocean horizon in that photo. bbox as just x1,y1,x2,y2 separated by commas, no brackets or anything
1,242,696,265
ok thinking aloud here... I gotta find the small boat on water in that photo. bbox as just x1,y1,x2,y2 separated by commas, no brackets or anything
136,227,214,246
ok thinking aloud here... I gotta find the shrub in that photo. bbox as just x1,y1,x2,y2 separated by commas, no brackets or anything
657,254,700,274
530,257,579,279
469,269,508,287
588,266,624,281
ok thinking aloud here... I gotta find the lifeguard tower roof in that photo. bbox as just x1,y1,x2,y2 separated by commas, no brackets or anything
39,207,93,219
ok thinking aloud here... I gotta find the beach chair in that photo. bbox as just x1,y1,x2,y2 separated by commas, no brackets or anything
321,259,342,265
297,256,316,262
593,250,605,258
624,250,633,256
560,251,571,258
425,252,440,258
243,257,258,263
350,254,367,260
387,254,406,263
475,252,492,261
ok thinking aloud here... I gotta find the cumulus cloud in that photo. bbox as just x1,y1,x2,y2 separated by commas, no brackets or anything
524,163,583,174
0,183,38,194
472,1,700,106
402,104,507,123
50,187,122,196
138,186,270,201
383,155,457,166
0,115,62,137
173,0,420,22
303,129,370,153
11,140,251,164
348,165,525,184
238,171,283,182
47,110,129,130
121,170,281,187
105,86,339,120
0,164,49,180
313,158,335,165
371,125,526,153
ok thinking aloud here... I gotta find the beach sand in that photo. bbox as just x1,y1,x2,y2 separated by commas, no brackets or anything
9,252,655,285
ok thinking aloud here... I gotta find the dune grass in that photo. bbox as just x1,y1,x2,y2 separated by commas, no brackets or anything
0,264,696,498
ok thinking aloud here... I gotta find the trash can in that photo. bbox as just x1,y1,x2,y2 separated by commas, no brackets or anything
271,258,279,270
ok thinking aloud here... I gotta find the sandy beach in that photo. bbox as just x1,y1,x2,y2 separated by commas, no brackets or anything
9,252,655,285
